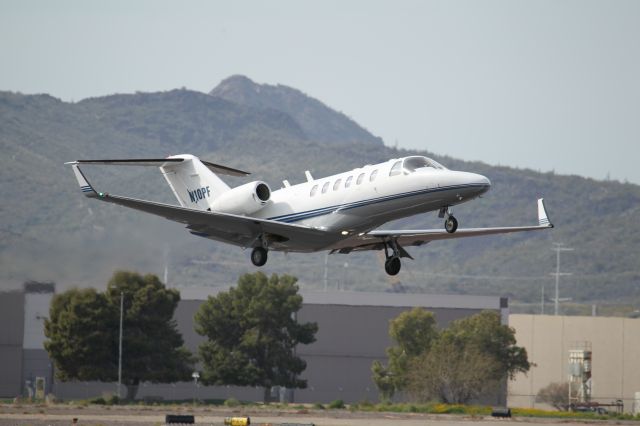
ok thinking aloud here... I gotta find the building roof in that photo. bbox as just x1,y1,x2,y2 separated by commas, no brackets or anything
178,286,504,310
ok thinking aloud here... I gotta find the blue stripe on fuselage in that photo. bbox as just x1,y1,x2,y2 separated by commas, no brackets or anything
267,183,488,223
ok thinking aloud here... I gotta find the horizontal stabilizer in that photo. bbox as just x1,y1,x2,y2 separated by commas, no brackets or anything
65,158,250,177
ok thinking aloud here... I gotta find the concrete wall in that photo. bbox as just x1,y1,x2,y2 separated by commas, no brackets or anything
508,314,640,412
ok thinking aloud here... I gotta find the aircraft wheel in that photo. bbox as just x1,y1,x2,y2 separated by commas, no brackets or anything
445,215,458,233
384,257,401,276
251,247,268,267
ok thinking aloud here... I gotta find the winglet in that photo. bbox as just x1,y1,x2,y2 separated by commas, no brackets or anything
537,198,553,228
70,164,99,198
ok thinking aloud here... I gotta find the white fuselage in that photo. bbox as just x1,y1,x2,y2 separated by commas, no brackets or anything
255,157,491,234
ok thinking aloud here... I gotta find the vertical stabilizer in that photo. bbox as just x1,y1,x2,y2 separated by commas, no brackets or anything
160,154,231,210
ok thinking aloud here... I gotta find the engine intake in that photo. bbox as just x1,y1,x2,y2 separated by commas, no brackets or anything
210,181,271,216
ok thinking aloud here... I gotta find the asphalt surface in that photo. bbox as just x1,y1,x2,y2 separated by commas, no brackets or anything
0,404,634,426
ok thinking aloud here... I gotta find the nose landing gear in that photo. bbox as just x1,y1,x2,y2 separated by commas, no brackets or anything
445,215,458,233
439,206,458,233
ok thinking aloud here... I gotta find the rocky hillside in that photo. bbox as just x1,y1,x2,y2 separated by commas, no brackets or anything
1,76,638,310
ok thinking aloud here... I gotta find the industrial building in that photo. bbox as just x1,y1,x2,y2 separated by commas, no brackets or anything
508,314,640,413
0,282,55,398
0,283,507,403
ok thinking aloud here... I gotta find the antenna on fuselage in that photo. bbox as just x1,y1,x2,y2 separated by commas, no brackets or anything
305,171,314,182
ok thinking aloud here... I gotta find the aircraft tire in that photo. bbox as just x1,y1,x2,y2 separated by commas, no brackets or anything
251,247,268,267
384,257,401,276
445,215,458,233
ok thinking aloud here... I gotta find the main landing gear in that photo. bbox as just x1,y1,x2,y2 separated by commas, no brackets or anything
251,246,268,267
383,240,402,276
385,256,401,276
439,206,458,234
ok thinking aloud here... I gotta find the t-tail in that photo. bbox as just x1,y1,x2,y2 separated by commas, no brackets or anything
66,154,251,211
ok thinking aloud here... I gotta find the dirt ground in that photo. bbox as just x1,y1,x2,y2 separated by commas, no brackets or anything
0,404,634,426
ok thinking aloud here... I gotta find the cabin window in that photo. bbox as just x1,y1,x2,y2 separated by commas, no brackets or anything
322,181,330,194
310,184,318,197
333,179,342,191
389,160,402,176
356,173,365,185
369,169,378,182
345,175,353,188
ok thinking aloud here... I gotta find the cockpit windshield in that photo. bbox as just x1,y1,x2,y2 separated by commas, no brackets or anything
402,156,446,172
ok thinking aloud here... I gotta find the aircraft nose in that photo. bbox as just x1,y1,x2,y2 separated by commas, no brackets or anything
475,173,491,187
458,172,490,194
472,173,491,194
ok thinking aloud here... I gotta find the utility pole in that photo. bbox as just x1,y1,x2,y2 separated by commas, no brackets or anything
550,243,573,315
118,291,123,399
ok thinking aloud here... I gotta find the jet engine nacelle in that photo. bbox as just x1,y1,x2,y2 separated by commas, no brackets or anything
210,181,271,215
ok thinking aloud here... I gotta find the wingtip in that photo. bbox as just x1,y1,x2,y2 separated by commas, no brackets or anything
71,164,98,198
537,198,553,227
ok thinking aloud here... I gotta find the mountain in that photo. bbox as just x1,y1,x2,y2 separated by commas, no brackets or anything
210,75,383,146
1,77,639,312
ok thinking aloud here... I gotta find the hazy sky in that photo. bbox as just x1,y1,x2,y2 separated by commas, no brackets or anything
2,1,639,184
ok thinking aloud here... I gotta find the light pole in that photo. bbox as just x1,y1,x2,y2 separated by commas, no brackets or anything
118,292,123,399
191,372,200,406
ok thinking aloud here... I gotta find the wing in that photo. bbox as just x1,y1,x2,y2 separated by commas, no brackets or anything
329,199,553,255
70,164,332,250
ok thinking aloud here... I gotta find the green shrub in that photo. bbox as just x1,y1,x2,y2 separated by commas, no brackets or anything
224,397,241,407
88,397,106,405
328,399,345,409
313,402,325,410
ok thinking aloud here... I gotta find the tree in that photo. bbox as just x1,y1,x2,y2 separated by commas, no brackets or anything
442,311,531,380
194,272,317,403
407,334,501,403
44,271,194,400
536,382,569,411
44,288,117,382
373,310,531,404
371,308,438,401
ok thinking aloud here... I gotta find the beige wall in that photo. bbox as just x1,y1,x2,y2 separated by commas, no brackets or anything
508,314,640,412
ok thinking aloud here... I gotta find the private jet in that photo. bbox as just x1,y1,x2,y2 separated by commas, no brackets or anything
67,154,553,275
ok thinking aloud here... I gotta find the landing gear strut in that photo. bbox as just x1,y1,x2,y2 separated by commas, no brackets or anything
383,240,402,276
250,247,268,267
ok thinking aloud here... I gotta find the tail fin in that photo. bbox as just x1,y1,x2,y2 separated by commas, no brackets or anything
161,154,248,210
